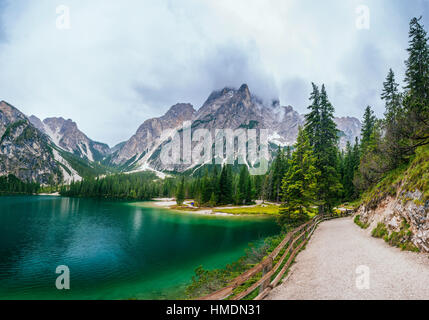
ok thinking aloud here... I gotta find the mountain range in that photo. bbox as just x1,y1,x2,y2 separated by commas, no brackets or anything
0,84,361,183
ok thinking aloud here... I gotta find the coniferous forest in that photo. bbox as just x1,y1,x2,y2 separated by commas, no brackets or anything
4,16,429,229
0,174,40,195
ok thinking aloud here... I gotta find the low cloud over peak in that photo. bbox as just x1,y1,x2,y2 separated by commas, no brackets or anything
0,0,427,145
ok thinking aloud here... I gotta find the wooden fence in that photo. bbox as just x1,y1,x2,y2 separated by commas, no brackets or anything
199,211,352,301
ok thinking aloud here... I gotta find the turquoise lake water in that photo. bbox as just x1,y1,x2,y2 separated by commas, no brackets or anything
0,196,279,299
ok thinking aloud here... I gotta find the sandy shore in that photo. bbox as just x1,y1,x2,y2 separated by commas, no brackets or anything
37,192,60,196
144,198,239,216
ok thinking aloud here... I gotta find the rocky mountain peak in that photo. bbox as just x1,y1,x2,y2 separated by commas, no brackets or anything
0,101,27,134
29,115,110,162
238,83,251,97
271,99,281,108
43,117,74,134
201,84,255,110
28,115,44,131
334,116,362,148
0,101,66,184
203,87,235,106
163,103,195,120
283,105,294,113
112,102,196,165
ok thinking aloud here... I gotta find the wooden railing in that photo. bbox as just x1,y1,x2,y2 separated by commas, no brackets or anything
199,211,352,301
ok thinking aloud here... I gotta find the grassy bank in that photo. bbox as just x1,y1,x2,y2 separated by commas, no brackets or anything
357,145,429,210
184,216,320,300
185,233,283,299
213,204,280,216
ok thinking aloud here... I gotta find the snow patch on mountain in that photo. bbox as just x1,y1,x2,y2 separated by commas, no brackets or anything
43,123,66,151
52,149,82,183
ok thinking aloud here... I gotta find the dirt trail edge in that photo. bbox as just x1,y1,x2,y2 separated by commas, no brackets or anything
266,218,429,300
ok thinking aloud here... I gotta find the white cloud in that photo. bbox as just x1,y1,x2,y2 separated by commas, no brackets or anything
0,0,427,145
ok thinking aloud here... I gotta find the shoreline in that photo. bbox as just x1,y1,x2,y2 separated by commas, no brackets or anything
143,199,234,216
37,192,60,196
139,198,276,217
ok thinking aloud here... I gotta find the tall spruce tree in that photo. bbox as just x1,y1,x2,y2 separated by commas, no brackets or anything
341,139,360,201
218,165,233,205
304,83,321,148
305,84,342,214
245,174,253,205
382,69,401,123
271,147,287,202
176,177,185,205
318,85,343,212
402,16,429,148
201,168,211,204
238,165,248,205
381,68,405,166
360,106,377,152
404,17,429,101
279,128,320,226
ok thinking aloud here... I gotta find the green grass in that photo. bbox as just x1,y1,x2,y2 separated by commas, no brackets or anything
346,200,363,210
214,204,280,216
371,219,420,252
354,215,370,229
185,234,282,299
371,222,388,238
360,145,429,209
361,165,407,209
401,145,429,201
214,204,320,218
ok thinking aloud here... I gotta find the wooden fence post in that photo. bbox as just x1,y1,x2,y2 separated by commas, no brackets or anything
259,257,273,294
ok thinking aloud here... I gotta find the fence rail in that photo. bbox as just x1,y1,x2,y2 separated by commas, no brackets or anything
198,210,352,301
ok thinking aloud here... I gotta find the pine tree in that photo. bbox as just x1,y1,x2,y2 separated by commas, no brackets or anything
261,174,271,202
404,17,429,101
209,192,216,207
381,69,405,167
226,165,233,204
279,128,320,226
354,123,388,190
271,147,287,202
318,85,343,212
245,174,253,204
212,165,220,203
238,166,248,205
253,175,264,200
305,84,342,214
382,69,401,123
304,83,321,147
360,105,377,152
176,177,185,205
402,16,429,148
194,177,202,206
201,168,212,204
218,165,233,205
341,140,360,201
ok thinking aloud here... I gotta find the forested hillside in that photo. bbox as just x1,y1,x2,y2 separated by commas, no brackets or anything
351,17,429,252
57,17,428,246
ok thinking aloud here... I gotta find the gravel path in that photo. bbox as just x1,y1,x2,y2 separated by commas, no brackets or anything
266,217,429,300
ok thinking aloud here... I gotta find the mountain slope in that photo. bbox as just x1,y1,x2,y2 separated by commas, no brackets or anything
355,145,429,252
112,84,362,174
0,85,362,181
29,116,110,161
0,101,65,184
335,117,362,149
111,103,196,171
0,101,114,184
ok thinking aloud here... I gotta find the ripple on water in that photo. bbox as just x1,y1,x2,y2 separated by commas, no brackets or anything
0,196,279,299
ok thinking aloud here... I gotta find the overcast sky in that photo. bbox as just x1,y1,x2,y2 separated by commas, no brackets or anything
0,0,428,146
